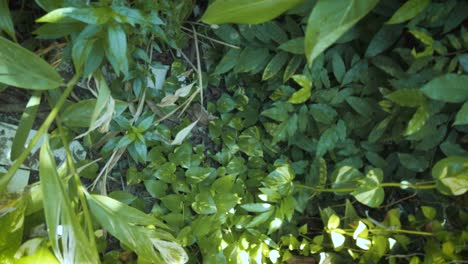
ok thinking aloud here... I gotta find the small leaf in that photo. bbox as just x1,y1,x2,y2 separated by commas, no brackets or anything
283,56,303,82
421,74,468,103
327,214,340,230
386,89,426,107
398,153,429,172
262,52,289,80
331,52,346,83
241,203,273,213
246,210,275,228
454,101,468,125
201,0,304,24
305,0,379,64
387,0,430,25
278,38,304,55
192,193,217,215
351,169,385,208
0,37,63,90
214,48,240,75
171,120,198,145
288,87,311,104
432,156,468,196
421,206,436,220
404,104,429,136
366,24,404,57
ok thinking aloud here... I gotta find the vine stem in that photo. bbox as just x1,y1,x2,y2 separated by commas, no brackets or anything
0,74,80,193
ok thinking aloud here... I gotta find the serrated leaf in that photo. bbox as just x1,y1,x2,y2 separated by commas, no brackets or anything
0,37,63,90
305,0,379,64
201,0,304,24
387,0,430,25
171,120,198,145
421,74,468,103
263,52,289,80
454,101,468,125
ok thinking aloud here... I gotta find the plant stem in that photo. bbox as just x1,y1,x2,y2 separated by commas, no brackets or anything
0,74,80,193
380,183,436,190
295,184,354,193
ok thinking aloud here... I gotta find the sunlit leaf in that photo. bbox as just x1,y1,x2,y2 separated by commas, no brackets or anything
432,156,468,196
0,37,63,90
171,120,198,145
201,0,304,24
387,0,430,25
305,0,379,64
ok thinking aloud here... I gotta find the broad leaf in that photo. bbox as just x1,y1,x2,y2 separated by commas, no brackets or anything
432,156,468,196
386,89,426,107
0,37,63,90
351,169,385,208
454,101,468,125
305,0,379,64
62,99,96,128
201,0,304,24
421,74,468,103
37,7,113,24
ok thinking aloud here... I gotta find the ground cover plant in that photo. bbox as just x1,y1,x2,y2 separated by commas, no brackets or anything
0,0,467,263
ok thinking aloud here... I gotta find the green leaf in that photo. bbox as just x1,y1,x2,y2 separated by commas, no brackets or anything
0,0,16,41
332,166,363,190
10,92,41,160
0,195,25,255
37,7,113,24
365,24,404,57
62,99,96,128
398,153,429,172
201,0,304,24
432,156,468,196
386,89,426,107
39,137,100,263
238,126,263,157
404,104,429,136
331,52,346,83
106,24,128,76
278,38,305,55
283,56,303,82
85,194,187,263
421,206,436,220
368,116,392,143
234,47,270,73
192,192,217,215
185,167,216,184
17,247,59,264
214,192,239,213
288,75,312,104
351,169,385,208
214,48,240,75
108,191,137,205
246,209,275,228
346,96,374,117
316,121,346,158
454,101,468,125
305,0,379,64
327,214,340,229
309,104,337,125
263,52,289,80
241,203,273,213
0,36,63,90
171,120,198,145
387,0,430,25
421,74,468,103
264,165,295,187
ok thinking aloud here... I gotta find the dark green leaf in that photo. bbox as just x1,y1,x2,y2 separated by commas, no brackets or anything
278,38,304,55
0,0,16,41
454,101,468,125
263,52,289,80
398,153,429,172
386,89,426,107
214,48,240,75
366,25,404,57
421,74,468,103
405,104,429,136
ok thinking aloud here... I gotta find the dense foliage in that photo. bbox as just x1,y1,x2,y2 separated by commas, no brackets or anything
0,0,467,263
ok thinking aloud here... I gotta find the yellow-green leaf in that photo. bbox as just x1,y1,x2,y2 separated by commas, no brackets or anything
0,37,63,90
387,0,430,25
201,0,304,25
